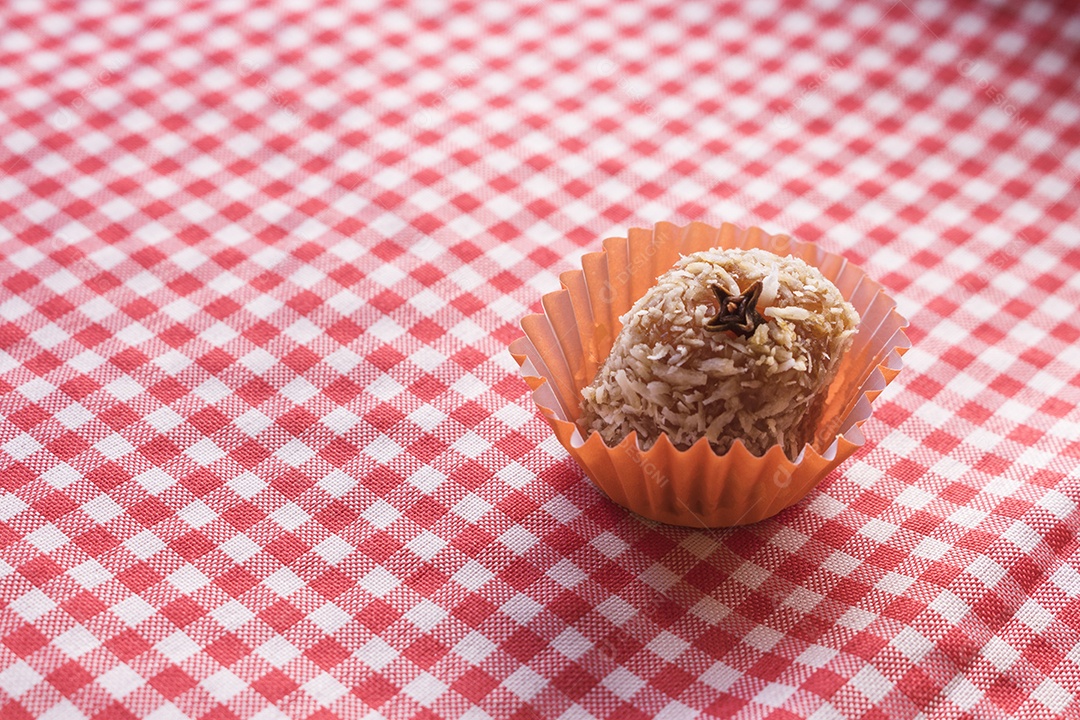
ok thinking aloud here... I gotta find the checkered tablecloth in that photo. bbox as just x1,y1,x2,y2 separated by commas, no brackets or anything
1,0,1078,718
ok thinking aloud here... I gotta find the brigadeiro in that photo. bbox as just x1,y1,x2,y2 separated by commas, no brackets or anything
579,247,860,460
510,221,908,527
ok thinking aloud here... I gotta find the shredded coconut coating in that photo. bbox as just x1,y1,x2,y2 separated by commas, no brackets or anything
580,248,860,458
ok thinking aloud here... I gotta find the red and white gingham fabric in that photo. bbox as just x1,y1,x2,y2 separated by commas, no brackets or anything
0,0,1078,718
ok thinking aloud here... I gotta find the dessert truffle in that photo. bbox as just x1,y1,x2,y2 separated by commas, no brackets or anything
580,247,859,458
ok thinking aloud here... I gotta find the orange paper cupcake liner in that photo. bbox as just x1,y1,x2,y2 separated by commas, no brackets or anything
510,221,910,527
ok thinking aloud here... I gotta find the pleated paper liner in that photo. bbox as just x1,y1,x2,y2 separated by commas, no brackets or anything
510,221,909,527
